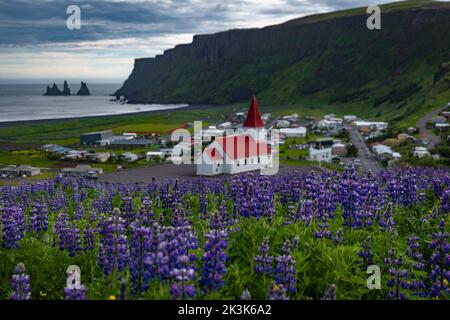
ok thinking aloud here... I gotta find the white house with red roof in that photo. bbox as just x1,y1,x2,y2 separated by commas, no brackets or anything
196,96,273,176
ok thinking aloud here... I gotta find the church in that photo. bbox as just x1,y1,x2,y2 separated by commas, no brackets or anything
196,95,273,176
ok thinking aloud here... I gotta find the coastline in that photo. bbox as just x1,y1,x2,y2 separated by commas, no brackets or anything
0,104,219,128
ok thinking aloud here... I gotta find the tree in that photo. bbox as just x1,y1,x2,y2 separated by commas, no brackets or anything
346,144,358,157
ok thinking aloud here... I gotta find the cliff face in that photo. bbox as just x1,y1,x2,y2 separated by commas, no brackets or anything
116,0,450,112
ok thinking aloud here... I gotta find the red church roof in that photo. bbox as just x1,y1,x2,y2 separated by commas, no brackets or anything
243,95,264,128
205,134,271,160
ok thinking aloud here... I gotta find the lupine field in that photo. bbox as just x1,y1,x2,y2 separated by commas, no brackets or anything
0,167,449,300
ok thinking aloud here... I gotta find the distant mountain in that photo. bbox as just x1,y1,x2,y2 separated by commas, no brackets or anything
116,0,450,121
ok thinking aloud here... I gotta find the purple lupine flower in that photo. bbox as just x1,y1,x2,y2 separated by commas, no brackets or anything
274,240,296,293
358,236,374,267
384,249,409,300
1,205,25,248
29,200,48,233
428,220,450,298
64,285,87,300
200,229,228,292
170,267,197,299
332,228,344,244
240,289,251,300
98,209,130,275
10,263,31,300
129,222,155,296
83,224,96,251
254,237,273,275
321,284,337,300
406,236,427,298
268,282,289,300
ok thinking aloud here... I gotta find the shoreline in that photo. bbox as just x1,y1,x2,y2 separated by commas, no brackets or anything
0,104,220,128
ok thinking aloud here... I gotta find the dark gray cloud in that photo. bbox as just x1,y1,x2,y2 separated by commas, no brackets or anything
0,0,399,45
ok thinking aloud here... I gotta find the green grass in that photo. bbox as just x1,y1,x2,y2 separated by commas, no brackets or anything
112,123,185,134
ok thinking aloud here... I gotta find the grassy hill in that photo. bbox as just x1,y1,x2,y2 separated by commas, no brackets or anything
116,0,450,124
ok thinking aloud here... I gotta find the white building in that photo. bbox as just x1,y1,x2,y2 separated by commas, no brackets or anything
308,147,334,163
413,147,431,158
279,127,307,138
344,115,358,122
146,151,164,161
202,126,225,141
120,152,138,163
435,122,449,128
372,144,393,156
353,121,388,132
276,120,290,128
197,95,273,176
218,122,233,129
317,117,343,130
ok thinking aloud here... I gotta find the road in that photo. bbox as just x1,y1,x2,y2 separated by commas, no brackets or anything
346,126,383,174
98,163,325,183
416,104,449,150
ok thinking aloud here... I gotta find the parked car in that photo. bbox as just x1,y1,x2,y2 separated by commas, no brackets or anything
85,171,98,180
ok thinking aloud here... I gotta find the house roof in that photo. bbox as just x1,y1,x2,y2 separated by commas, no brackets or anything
243,95,264,128
206,134,271,160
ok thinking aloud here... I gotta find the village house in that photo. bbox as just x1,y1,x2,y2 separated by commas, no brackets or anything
146,151,164,161
413,146,431,158
332,143,347,157
279,127,307,138
120,152,139,163
308,147,334,163
0,165,41,177
353,121,388,135
197,96,273,176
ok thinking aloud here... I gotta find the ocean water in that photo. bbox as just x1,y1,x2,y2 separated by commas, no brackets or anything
0,83,187,122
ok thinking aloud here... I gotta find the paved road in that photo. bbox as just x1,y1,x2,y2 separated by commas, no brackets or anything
98,163,324,183
416,104,449,150
346,126,383,174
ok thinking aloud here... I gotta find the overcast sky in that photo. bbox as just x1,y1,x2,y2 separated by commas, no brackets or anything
0,0,405,82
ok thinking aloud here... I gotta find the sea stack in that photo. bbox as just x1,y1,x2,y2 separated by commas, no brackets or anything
77,81,91,96
44,83,62,96
62,80,71,95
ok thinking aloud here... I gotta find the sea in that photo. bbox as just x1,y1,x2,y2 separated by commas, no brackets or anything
0,83,187,123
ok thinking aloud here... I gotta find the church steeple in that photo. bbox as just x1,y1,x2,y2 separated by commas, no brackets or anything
243,95,264,128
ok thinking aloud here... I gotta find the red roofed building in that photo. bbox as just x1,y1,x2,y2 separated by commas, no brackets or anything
243,95,265,128
197,96,273,176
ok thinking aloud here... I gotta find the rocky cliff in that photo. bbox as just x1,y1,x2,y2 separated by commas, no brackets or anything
115,0,450,119
44,81,91,96
77,81,91,96
44,83,62,96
